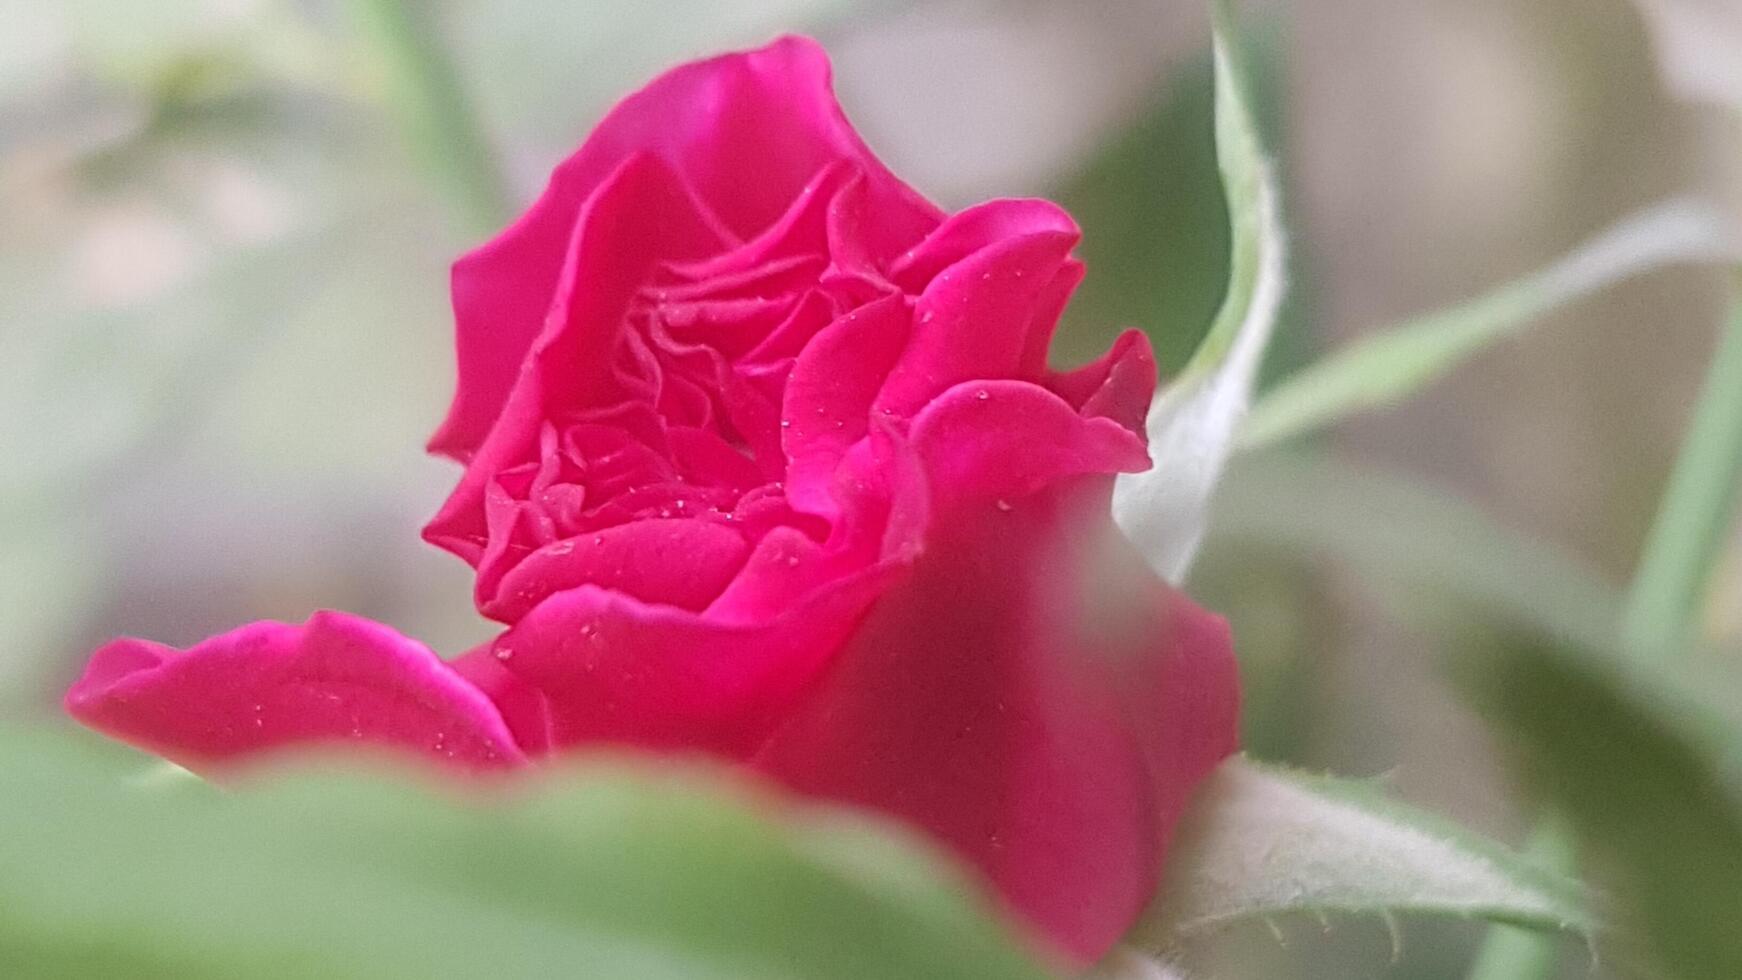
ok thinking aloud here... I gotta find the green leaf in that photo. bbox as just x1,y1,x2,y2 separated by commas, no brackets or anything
1468,277,1742,980
1208,452,1625,654
1456,641,1742,980
0,732,1055,980
1239,198,1741,452
1208,457,1742,775
1125,758,1595,952
1112,0,1288,583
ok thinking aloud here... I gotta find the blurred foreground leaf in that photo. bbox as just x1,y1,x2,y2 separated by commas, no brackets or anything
1457,643,1742,980
1113,0,1288,583
1240,199,1741,452
0,733,1054,980
1125,758,1593,955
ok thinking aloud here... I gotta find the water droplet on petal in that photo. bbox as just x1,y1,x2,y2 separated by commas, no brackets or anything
995,499,1013,512
974,389,989,401
494,647,514,662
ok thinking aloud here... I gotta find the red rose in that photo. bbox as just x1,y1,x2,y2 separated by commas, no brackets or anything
66,37,1239,965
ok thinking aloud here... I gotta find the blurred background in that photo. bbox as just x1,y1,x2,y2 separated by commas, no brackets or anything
3,1,1739,977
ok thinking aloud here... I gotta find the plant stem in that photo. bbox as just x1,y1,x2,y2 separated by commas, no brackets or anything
1621,277,1742,656
347,0,514,236
1468,275,1742,979
1464,820,1575,980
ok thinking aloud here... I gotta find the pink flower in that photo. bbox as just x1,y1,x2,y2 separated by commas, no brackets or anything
65,37,1239,965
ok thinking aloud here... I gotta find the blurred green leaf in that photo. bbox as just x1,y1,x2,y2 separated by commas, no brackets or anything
1113,0,1288,583
1212,448,1742,769
1456,642,1742,980
1621,285,1742,659
1128,758,1593,951
1208,453,1624,654
1240,199,1740,452
1053,54,1228,373
0,732,1055,980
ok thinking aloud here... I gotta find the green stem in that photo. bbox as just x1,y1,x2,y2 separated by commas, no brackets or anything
348,0,514,236
1621,279,1742,656
1464,820,1576,980
1469,274,1742,979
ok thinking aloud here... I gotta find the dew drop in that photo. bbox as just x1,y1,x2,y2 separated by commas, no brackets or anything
995,499,1013,512
494,647,514,662
780,419,792,429
974,389,989,401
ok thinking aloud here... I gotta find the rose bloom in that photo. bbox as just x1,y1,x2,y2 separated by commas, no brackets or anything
66,37,1239,966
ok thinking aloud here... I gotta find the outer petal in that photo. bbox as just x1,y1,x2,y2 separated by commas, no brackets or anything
64,612,526,774
432,35,941,458
751,381,1238,963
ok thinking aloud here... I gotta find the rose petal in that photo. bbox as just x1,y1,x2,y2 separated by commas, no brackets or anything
889,197,1079,291
450,643,555,756
781,295,913,518
485,519,752,622
663,161,853,284
432,37,939,459
425,152,720,567
908,379,1152,513
65,612,526,774
493,567,890,757
751,481,1240,965
874,222,1083,419
1045,328,1159,438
